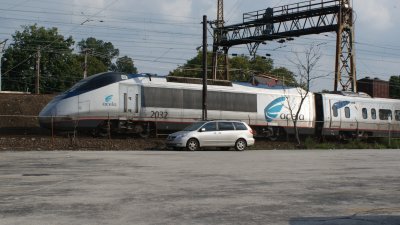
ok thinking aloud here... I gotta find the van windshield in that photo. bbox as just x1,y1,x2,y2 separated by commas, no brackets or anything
183,122,205,131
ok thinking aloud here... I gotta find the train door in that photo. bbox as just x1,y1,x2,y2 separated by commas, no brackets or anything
377,108,393,133
120,84,140,116
341,104,357,131
78,100,90,114
314,94,324,136
329,100,341,130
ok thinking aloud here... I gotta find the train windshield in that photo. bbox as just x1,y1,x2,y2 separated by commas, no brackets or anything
183,122,206,131
68,79,90,92
62,72,128,99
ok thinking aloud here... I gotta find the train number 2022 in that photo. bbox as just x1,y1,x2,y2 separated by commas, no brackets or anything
151,111,168,119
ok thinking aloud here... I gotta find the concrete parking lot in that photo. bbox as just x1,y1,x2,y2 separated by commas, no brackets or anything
0,150,399,225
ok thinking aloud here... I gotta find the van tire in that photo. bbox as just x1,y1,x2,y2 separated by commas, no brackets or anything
186,138,200,151
235,138,247,151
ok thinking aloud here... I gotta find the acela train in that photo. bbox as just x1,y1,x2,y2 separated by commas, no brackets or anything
39,72,400,139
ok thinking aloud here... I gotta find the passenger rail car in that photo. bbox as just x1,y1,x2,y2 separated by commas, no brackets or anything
39,72,315,138
315,92,400,139
39,72,400,139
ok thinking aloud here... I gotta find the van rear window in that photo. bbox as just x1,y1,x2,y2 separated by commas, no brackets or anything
233,122,247,130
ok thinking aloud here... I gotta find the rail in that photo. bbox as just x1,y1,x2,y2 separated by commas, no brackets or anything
1,115,399,137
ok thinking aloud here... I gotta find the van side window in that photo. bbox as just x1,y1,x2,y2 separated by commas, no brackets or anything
218,122,235,131
371,108,377,120
332,106,338,117
362,108,368,119
202,122,217,131
233,122,247,130
379,109,392,120
345,107,351,118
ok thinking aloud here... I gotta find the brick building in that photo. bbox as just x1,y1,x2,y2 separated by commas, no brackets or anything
251,74,283,87
357,77,389,98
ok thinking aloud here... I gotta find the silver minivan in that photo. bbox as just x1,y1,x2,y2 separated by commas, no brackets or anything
166,120,255,151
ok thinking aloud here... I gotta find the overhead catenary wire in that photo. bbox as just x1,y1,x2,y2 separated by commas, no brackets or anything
0,0,399,90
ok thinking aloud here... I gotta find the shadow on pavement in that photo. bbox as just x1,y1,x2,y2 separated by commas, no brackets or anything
290,215,400,225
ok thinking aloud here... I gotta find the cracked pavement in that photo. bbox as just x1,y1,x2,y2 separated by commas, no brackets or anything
0,150,399,225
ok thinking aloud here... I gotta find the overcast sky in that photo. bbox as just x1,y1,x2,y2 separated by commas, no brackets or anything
1,0,399,91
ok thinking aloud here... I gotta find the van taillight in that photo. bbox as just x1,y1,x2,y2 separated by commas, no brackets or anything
249,129,255,135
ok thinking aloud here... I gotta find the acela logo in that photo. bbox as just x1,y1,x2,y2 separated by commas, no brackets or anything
105,95,113,103
103,95,117,107
333,101,350,110
265,97,286,122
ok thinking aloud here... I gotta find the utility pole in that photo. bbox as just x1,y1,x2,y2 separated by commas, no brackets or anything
82,48,91,79
0,39,8,92
202,15,208,121
35,46,41,94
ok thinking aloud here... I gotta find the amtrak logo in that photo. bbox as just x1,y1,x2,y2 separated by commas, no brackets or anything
103,95,117,107
105,95,113,103
265,97,286,122
333,101,350,110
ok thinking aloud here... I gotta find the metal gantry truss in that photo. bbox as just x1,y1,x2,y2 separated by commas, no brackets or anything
212,0,356,92
335,0,356,92
211,0,229,80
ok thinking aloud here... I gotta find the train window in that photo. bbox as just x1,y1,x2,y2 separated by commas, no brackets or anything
395,110,400,121
142,87,184,108
345,107,351,118
362,108,368,119
142,87,257,112
379,109,392,120
371,108,377,120
208,91,257,112
76,73,119,93
332,106,338,117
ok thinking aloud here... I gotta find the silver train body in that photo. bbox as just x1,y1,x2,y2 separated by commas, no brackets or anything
39,72,400,138
316,92,400,138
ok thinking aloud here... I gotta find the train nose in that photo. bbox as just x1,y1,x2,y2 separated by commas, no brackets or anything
38,99,58,129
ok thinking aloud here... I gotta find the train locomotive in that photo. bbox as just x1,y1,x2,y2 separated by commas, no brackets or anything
39,72,400,139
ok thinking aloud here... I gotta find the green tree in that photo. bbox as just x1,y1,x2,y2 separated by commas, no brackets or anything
111,56,138,74
169,52,279,82
271,67,296,86
2,24,79,93
229,55,251,81
79,54,108,76
230,55,274,81
250,55,273,74
78,37,119,69
389,76,400,99
168,51,210,78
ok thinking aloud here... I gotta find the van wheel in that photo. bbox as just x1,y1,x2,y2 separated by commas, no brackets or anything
235,139,247,151
186,138,199,151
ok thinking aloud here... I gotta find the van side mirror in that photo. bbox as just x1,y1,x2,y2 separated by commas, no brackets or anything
200,128,206,132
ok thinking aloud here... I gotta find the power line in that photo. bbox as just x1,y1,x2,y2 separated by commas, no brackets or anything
1,0,400,86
